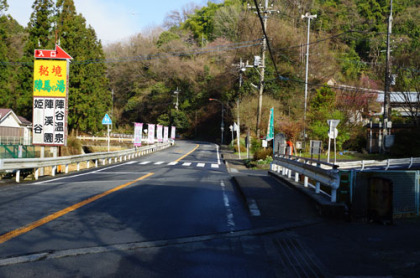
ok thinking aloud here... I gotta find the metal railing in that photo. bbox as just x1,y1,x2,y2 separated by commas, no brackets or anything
270,154,341,202
0,142,173,183
337,157,420,170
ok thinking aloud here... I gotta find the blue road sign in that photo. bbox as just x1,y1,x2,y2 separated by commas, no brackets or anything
102,114,112,125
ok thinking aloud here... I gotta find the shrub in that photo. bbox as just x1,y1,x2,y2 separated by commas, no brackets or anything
63,136,83,155
253,147,273,160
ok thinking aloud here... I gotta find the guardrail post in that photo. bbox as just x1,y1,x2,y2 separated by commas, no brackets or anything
65,164,69,174
295,172,299,182
304,176,308,187
77,162,80,171
288,169,292,179
52,166,56,176
87,161,90,168
95,160,98,168
315,182,320,194
331,189,337,203
35,168,39,180
16,170,20,183
108,158,112,164
102,159,106,166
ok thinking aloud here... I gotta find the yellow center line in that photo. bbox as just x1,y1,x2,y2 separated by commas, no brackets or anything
175,144,199,162
0,172,154,245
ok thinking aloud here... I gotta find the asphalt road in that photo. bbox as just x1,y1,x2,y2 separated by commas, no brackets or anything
0,141,281,277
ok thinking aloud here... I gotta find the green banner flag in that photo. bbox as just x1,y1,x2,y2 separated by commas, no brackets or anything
267,107,274,141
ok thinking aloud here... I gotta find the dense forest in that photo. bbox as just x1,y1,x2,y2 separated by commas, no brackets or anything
0,0,419,152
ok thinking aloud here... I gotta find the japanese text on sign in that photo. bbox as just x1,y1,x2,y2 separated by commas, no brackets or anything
33,60,68,97
33,97,67,145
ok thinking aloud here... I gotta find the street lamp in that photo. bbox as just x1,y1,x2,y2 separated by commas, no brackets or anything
209,98,224,145
301,12,317,148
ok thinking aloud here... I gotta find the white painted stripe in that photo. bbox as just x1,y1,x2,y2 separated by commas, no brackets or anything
154,161,164,165
139,161,151,165
248,199,261,217
33,164,123,184
123,161,137,165
211,164,219,168
220,180,235,232
182,162,191,166
197,163,205,167
167,162,178,166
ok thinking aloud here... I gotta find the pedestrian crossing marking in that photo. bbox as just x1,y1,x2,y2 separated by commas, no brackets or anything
136,161,222,170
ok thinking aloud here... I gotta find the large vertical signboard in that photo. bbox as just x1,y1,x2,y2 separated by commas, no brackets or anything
32,45,72,146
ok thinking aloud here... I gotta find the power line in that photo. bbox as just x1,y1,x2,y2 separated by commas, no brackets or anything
0,39,262,66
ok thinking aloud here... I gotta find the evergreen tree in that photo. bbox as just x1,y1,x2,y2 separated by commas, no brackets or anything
56,0,111,134
0,1,11,108
0,2,26,110
17,0,55,120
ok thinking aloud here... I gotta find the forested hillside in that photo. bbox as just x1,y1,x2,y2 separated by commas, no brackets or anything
104,0,419,149
0,0,419,150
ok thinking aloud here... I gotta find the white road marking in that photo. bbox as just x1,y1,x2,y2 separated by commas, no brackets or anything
167,162,178,166
197,163,205,167
220,180,235,232
139,161,151,165
182,162,191,166
123,161,137,165
154,161,164,165
211,164,219,168
216,144,221,165
33,164,123,185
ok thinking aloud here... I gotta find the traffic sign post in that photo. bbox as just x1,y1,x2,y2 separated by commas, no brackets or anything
327,119,340,164
102,114,112,152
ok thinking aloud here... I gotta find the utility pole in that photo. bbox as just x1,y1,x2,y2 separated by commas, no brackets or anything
232,58,246,159
382,0,393,152
248,0,277,139
301,12,317,149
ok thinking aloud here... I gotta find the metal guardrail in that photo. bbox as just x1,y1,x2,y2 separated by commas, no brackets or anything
336,157,420,170
0,142,173,183
270,154,340,202
270,154,420,203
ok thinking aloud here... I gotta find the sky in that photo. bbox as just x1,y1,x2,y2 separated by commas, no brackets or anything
6,0,215,45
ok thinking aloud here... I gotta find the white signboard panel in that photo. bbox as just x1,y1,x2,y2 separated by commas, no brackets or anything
32,97,67,145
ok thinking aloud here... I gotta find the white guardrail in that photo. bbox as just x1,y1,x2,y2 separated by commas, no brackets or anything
270,154,340,203
0,142,173,183
270,154,420,203
336,157,420,170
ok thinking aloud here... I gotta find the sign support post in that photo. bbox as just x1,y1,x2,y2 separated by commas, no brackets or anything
102,114,112,152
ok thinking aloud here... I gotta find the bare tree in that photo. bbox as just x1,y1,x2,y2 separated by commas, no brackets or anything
163,2,200,29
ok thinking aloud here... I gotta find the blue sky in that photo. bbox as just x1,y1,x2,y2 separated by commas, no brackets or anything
6,0,219,45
